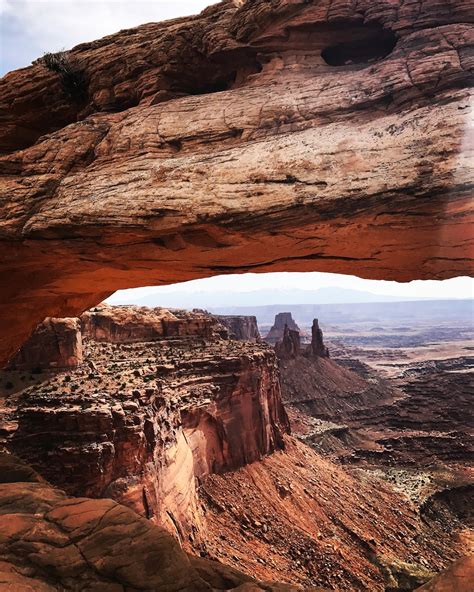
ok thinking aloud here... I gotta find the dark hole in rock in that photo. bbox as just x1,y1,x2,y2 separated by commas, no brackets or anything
185,58,263,96
321,30,397,66
191,71,237,95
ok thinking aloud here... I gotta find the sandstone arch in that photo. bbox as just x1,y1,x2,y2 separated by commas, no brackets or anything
0,0,473,366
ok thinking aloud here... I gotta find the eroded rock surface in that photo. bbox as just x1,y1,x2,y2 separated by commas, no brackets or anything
199,436,469,591
0,452,298,591
4,306,289,545
265,313,304,345
0,0,472,366
308,320,329,358
275,325,302,359
415,556,474,592
81,303,226,342
214,315,261,342
8,317,82,370
1,306,471,590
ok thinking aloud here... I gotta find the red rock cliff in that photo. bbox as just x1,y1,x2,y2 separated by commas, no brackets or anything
81,303,224,342
0,452,291,592
8,317,82,370
214,315,261,342
6,306,289,545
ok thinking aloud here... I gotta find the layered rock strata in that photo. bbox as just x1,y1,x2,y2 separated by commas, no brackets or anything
4,306,290,546
81,303,227,342
214,314,261,342
7,317,82,370
1,0,473,366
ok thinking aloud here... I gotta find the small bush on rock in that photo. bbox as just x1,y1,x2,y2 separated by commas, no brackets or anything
41,50,88,102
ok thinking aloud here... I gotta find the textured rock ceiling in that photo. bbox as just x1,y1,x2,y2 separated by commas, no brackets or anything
0,0,473,365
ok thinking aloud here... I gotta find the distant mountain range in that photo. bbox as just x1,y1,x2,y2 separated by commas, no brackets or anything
109,286,446,310
209,299,474,326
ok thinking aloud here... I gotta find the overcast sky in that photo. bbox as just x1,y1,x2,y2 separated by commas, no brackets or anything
3,2,472,304
107,273,474,305
0,0,216,75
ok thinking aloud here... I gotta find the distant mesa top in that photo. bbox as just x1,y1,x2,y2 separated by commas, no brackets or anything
265,312,303,344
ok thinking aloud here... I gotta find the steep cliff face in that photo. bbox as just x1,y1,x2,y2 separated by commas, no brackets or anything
5,306,289,545
275,325,301,360
1,0,472,367
275,319,399,418
214,315,261,342
181,350,288,476
81,303,225,342
8,317,82,370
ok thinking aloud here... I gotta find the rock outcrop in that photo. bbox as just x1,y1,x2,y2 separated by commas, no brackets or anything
265,313,302,345
275,325,301,359
199,436,469,591
274,317,329,360
8,317,82,370
308,319,329,358
5,306,290,545
81,303,225,342
214,315,260,342
415,556,474,592
273,318,399,419
1,0,473,366
0,452,297,592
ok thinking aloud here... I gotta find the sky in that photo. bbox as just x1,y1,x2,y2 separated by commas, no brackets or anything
107,273,474,307
3,2,472,307
0,0,217,75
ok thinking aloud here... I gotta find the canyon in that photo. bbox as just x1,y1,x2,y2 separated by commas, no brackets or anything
0,0,473,589
1,304,472,590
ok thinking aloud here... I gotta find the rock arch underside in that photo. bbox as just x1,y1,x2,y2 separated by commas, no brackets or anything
0,0,473,367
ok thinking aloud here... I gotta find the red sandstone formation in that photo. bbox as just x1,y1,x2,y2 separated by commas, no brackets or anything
274,317,329,360
214,314,261,342
0,452,297,591
1,0,473,366
275,325,301,359
199,436,469,591
5,306,290,545
81,303,225,342
3,307,470,590
308,319,329,358
265,313,303,345
415,556,474,592
8,317,82,370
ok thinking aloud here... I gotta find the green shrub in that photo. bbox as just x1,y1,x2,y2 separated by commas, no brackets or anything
41,50,87,102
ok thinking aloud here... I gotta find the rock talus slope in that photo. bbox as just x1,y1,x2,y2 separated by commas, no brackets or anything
0,0,473,365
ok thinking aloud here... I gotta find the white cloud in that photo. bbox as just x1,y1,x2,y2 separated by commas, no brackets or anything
1,0,217,73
